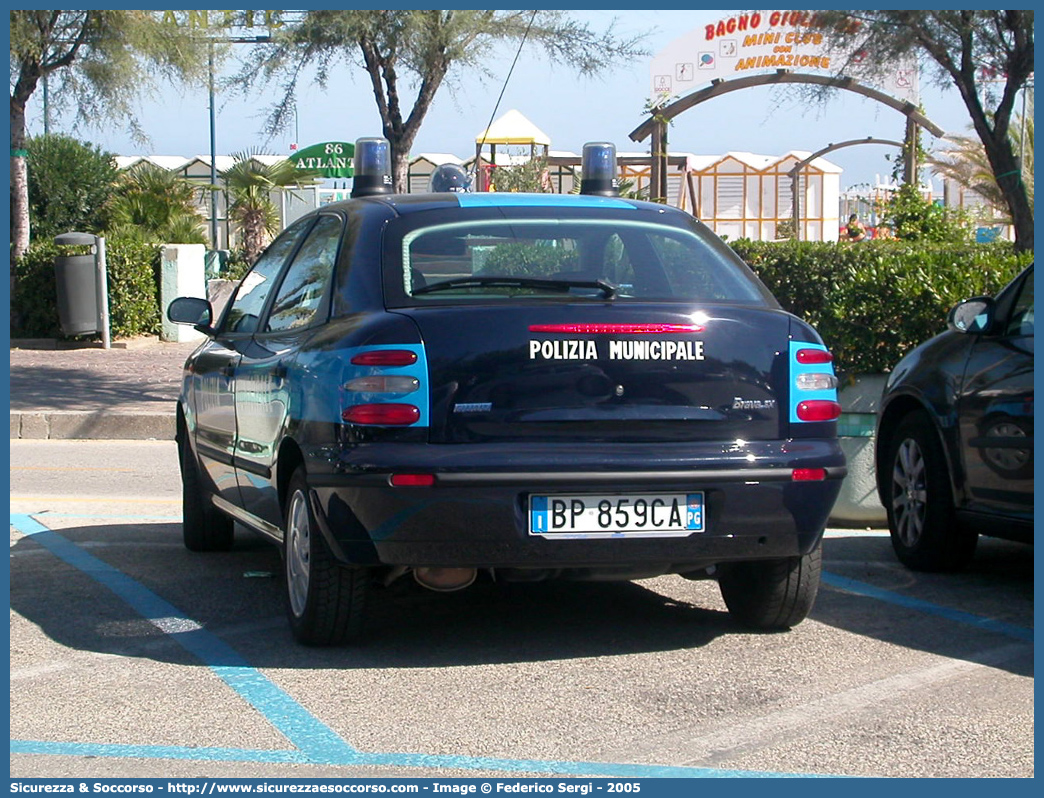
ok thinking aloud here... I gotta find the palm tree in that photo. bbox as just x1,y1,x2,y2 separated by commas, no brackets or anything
105,164,208,245
220,153,317,264
929,97,1034,224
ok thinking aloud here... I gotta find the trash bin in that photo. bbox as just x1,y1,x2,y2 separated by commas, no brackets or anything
54,232,101,336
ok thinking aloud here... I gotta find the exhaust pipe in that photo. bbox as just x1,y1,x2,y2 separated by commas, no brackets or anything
413,567,478,592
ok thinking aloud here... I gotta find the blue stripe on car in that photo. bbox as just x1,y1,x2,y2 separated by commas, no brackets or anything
789,341,838,423
341,343,429,427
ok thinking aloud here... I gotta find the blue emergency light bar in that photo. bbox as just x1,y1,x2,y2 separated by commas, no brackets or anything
351,137,394,198
580,141,620,197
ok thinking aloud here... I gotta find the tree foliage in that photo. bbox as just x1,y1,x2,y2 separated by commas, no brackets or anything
25,134,120,241
9,10,212,262
220,154,317,264
928,96,1034,223
489,156,554,193
105,164,208,246
880,183,971,244
235,10,647,192
812,10,1034,253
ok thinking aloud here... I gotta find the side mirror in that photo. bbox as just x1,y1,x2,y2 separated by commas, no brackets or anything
947,296,993,335
167,296,216,336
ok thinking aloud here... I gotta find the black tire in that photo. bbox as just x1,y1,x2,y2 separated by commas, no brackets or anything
718,545,821,630
283,467,369,645
179,435,234,552
884,410,977,571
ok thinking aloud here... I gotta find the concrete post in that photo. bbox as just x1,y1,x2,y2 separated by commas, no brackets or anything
160,244,207,343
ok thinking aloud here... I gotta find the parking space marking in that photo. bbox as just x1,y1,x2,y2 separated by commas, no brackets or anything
8,739,820,777
11,495,179,501
10,512,358,762
821,572,1033,642
9,511,819,778
12,512,180,522
13,511,1028,777
823,529,889,538
11,466,137,472
603,639,1029,768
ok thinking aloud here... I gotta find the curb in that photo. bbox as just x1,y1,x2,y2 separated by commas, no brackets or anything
10,336,166,351
10,411,175,441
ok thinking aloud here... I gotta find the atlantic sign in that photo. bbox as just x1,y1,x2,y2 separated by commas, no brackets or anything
289,142,355,178
650,10,919,105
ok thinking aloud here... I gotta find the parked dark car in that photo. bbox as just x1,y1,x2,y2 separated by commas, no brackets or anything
875,264,1034,571
168,139,845,645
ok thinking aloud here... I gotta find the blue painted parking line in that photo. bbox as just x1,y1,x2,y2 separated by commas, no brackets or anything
10,511,823,778
822,572,1034,642
6,739,820,777
10,512,357,762
14,512,180,522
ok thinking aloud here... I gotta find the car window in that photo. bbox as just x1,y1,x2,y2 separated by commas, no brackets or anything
265,215,343,333
1004,268,1034,337
397,219,767,304
224,218,312,334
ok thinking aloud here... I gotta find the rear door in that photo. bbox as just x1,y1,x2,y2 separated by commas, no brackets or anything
193,218,313,507
235,213,344,527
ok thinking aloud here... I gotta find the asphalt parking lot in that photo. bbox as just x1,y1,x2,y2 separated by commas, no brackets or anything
9,441,1035,779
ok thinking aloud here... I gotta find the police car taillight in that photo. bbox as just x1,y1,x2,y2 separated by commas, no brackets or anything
342,404,420,426
795,373,838,391
792,468,827,481
795,348,833,364
529,323,703,334
350,350,418,366
390,474,435,487
350,137,393,198
789,343,840,424
343,375,420,394
580,141,619,197
796,400,842,422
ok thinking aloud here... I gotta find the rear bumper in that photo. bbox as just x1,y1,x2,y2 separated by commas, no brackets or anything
306,439,846,570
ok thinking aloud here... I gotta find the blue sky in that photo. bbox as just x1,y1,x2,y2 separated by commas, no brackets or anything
24,9,978,191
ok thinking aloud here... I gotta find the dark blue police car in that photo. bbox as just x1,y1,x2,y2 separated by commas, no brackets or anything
168,139,845,644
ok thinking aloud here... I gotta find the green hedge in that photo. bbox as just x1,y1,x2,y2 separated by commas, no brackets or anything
730,239,1031,375
12,238,163,339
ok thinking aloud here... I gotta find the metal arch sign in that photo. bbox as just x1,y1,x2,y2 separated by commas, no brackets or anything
650,10,919,105
289,142,355,178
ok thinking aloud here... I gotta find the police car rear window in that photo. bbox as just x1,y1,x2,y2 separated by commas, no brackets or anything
394,219,769,305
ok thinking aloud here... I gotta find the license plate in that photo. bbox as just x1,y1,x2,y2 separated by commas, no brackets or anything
529,492,705,538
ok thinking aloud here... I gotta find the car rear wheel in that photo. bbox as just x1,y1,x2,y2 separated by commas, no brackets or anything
284,467,369,645
179,436,234,552
717,544,821,629
885,411,976,571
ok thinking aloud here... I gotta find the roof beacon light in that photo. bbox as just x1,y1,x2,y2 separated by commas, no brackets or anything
580,141,619,197
351,137,393,198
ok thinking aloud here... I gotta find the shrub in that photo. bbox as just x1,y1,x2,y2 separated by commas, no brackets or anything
105,164,208,245
11,237,162,339
221,248,252,282
26,135,120,242
730,239,1030,375
880,183,973,243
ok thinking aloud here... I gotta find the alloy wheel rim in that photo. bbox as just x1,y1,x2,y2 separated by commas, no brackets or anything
286,490,311,617
891,438,927,547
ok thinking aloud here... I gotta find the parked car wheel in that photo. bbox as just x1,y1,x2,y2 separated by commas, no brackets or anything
717,545,821,629
284,467,369,646
179,436,234,552
884,411,977,571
